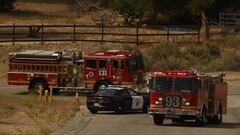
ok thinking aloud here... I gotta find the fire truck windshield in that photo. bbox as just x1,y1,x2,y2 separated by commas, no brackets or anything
150,77,173,92
175,78,198,92
150,77,197,92
127,56,144,72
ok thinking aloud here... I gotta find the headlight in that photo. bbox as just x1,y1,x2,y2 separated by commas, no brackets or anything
182,98,191,106
155,97,162,105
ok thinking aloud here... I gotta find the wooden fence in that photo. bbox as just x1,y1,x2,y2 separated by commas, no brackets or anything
207,25,240,41
0,24,201,45
219,12,240,26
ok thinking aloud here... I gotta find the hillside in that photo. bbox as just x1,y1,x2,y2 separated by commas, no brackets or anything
0,0,114,25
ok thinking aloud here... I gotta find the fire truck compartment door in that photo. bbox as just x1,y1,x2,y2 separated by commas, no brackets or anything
131,96,144,110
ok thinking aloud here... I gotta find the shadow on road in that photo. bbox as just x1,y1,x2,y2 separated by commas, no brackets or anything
164,121,240,129
93,111,147,115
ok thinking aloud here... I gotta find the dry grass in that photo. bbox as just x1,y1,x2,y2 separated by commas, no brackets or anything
0,0,109,25
0,95,80,135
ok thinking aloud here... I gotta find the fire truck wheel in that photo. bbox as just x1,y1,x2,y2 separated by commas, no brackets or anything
94,81,112,92
196,108,207,126
153,114,164,125
29,79,48,94
217,105,223,124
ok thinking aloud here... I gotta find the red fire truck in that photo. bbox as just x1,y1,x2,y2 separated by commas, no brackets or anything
8,49,144,93
148,70,227,126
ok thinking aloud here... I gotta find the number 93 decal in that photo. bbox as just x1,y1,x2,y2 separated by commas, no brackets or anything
164,96,181,108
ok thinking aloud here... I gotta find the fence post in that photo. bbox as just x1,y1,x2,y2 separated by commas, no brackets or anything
41,23,44,44
101,25,104,43
73,23,76,43
198,26,201,44
206,25,209,41
12,23,15,46
167,29,170,42
136,24,139,46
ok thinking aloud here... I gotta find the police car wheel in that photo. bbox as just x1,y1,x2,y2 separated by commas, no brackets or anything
115,104,126,114
89,109,98,114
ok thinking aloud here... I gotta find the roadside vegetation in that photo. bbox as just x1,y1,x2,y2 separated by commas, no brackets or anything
145,43,238,71
0,95,80,135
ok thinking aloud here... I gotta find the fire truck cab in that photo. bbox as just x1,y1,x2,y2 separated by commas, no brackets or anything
84,50,144,92
148,70,227,126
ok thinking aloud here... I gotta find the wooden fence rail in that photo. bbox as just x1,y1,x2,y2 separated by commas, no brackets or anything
0,24,201,45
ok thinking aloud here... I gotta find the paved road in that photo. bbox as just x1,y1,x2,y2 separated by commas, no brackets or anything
51,81,240,135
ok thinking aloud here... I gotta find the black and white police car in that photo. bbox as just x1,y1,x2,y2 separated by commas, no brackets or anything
86,86,149,114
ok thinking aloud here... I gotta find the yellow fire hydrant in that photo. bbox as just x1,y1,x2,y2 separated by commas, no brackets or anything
44,90,49,103
49,86,53,103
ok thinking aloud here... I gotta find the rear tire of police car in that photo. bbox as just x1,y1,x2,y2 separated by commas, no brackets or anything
29,79,48,94
153,114,164,125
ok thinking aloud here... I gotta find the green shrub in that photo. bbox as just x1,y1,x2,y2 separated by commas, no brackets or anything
144,44,190,71
211,51,240,71
183,45,210,63
206,43,221,58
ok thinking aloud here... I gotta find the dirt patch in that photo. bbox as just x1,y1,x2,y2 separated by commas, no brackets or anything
0,96,80,135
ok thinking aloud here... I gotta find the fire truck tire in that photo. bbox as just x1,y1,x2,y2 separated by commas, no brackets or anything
196,107,207,126
29,79,49,94
217,105,223,124
94,81,112,92
153,114,164,125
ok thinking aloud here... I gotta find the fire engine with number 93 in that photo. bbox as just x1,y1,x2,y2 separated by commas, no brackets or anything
148,70,227,126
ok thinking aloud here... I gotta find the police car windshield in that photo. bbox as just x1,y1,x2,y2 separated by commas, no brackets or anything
175,78,197,92
151,77,173,92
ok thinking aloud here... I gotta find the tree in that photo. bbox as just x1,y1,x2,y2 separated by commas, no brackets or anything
0,0,17,12
109,0,153,25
